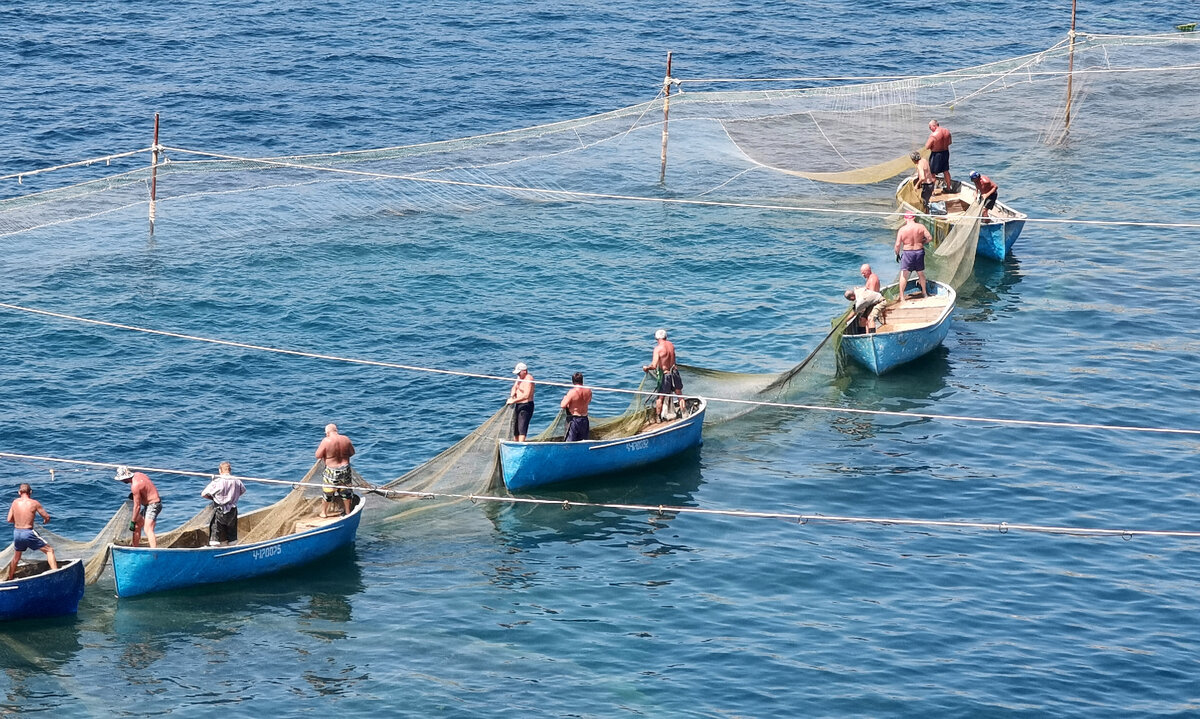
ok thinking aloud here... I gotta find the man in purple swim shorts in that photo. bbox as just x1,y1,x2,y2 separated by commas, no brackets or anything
894,212,932,302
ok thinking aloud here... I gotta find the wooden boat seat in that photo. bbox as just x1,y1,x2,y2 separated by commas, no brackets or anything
878,295,949,332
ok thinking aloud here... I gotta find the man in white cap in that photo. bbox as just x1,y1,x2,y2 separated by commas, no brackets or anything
115,466,163,548
507,362,535,442
894,212,932,302
643,329,684,421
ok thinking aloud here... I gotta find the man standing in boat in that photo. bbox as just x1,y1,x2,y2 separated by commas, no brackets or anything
643,329,684,421
924,120,952,191
969,171,999,223
315,424,355,519
560,372,593,442
507,362,535,442
909,151,936,210
6,483,57,580
860,263,880,293
202,461,246,546
115,466,163,548
894,212,932,302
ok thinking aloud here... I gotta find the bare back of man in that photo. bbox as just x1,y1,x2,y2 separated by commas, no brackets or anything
7,485,56,579
317,433,355,468
894,217,933,302
130,473,162,548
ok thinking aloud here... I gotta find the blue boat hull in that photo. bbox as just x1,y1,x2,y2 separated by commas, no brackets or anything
499,404,706,491
0,559,85,621
841,281,956,375
111,497,365,598
977,217,1025,261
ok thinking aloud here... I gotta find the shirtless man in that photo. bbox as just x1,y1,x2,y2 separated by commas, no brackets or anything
860,263,881,293
969,171,999,222
924,120,952,190
894,212,933,302
910,151,936,210
115,466,162,548
560,372,593,442
6,483,57,580
507,362,535,442
315,424,356,518
642,329,684,421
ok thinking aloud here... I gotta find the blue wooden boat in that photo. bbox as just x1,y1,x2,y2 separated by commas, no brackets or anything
841,279,956,375
499,398,707,491
895,177,1026,260
110,495,365,598
0,558,85,621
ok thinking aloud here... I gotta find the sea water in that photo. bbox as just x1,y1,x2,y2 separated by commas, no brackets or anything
1,1,1199,716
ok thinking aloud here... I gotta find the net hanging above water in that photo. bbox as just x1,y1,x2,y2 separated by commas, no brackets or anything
1,32,1196,239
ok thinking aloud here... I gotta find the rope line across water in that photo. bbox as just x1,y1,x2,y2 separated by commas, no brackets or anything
1,300,1199,438
1,451,1197,540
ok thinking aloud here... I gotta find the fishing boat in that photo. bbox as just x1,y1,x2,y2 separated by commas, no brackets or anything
841,279,956,375
499,398,707,491
0,559,85,621
110,494,366,598
895,177,1026,260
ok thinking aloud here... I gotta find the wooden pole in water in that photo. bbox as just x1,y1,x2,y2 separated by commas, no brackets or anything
1064,0,1077,132
149,112,160,236
659,51,673,184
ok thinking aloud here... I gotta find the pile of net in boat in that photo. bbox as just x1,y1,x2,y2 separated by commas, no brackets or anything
0,461,373,585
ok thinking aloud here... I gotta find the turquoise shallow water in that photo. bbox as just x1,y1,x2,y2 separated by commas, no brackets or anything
3,1,1200,716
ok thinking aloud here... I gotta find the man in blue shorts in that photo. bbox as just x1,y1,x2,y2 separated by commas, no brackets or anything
6,483,57,580
507,362,535,441
894,212,932,302
560,372,593,442
924,120,952,191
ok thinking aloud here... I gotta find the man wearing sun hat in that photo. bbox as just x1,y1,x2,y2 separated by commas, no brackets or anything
507,362,535,442
115,465,163,548
894,212,932,303
643,329,685,421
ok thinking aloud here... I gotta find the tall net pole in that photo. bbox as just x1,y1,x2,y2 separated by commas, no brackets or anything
1065,0,1077,132
149,113,160,236
659,51,673,184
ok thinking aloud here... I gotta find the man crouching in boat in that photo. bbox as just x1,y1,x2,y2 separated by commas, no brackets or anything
315,424,355,518
643,329,684,421
201,462,245,546
845,286,885,334
560,372,592,442
6,483,57,579
909,151,935,211
116,466,163,548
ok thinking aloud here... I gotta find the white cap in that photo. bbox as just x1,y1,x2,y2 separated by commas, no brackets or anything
654,329,667,340
513,362,528,374
114,466,134,481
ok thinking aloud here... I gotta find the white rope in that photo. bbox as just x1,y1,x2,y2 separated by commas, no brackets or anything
676,63,1200,85
2,300,1199,438
1,451,1196,539
159,145,1200,231
0,148,153,183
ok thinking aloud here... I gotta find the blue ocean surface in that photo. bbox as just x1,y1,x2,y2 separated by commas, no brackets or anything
2,1,1200,716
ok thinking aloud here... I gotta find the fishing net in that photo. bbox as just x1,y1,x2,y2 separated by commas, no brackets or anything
0,500,131,585
0,33,1192,504
2,33,1195,240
